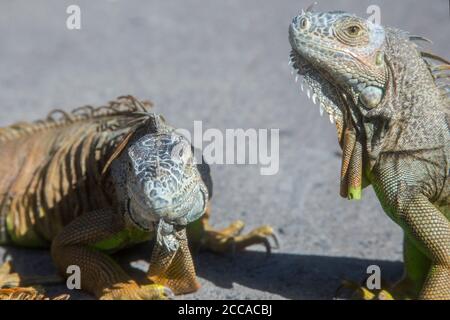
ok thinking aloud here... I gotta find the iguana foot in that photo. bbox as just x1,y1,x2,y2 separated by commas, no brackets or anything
336,279,395,300
100,282,174,300
0,287,69,300
0,261,21,288
202,220,279,255
0,261,69,300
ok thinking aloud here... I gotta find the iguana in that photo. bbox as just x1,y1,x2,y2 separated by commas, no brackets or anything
288,6,449,299
0,95,276,299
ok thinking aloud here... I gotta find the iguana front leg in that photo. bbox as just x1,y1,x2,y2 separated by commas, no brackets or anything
390,235,431,299
51,208,171,300
337,235,432,300
399,194,450,299
147,228,200,295
368,175,450,300
338,177,449,300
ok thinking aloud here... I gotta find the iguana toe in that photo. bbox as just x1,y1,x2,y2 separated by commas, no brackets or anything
230,225,279,256
203,222,279,255
137,284,174,300
0,287,69,300
100,283,173,300
336,279,394,300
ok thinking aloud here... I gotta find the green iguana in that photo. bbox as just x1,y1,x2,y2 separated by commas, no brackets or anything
0,96,276,300
288,7,449,299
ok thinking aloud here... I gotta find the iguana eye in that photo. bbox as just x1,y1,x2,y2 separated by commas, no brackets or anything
346,25,361,36
335,19,368,46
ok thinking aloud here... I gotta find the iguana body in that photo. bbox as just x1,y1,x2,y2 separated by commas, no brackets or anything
0,96,275,299
289,8,449,299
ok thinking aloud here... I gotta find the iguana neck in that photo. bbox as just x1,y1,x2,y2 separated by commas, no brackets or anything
362,28,445,169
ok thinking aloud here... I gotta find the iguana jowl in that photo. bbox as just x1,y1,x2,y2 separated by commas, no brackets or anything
289,8,449,299
0,96,276,299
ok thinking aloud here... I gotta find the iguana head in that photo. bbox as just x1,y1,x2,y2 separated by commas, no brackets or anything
289,9,387,134
111,113,208,251
289,8,390,199
289,8,448,199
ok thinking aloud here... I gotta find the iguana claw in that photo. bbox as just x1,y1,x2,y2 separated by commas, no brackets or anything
230,226,279,256
335,279,394,300
100,283,174,300
202,221,279,255
0,287,69,300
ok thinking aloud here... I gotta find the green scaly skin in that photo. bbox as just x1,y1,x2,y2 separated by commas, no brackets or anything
289,8,449,299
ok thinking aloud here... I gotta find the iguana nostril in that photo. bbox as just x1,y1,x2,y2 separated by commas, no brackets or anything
299,17,310,30
292,16,310,31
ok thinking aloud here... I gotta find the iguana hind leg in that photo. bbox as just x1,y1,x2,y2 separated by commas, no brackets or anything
51,208,171,300
188,205,278,255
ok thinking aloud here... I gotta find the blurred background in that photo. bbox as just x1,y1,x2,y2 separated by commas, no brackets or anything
0,0,448,299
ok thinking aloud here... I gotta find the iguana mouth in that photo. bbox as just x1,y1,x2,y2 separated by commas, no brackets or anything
126,183,207,231
126,197,156,231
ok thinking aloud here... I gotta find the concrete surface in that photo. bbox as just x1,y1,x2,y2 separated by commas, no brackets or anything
0,0,448,299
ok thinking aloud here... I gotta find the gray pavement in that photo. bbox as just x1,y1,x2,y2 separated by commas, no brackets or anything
0,0,448,299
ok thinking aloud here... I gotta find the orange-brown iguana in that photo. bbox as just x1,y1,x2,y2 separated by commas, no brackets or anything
0,96,276,299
